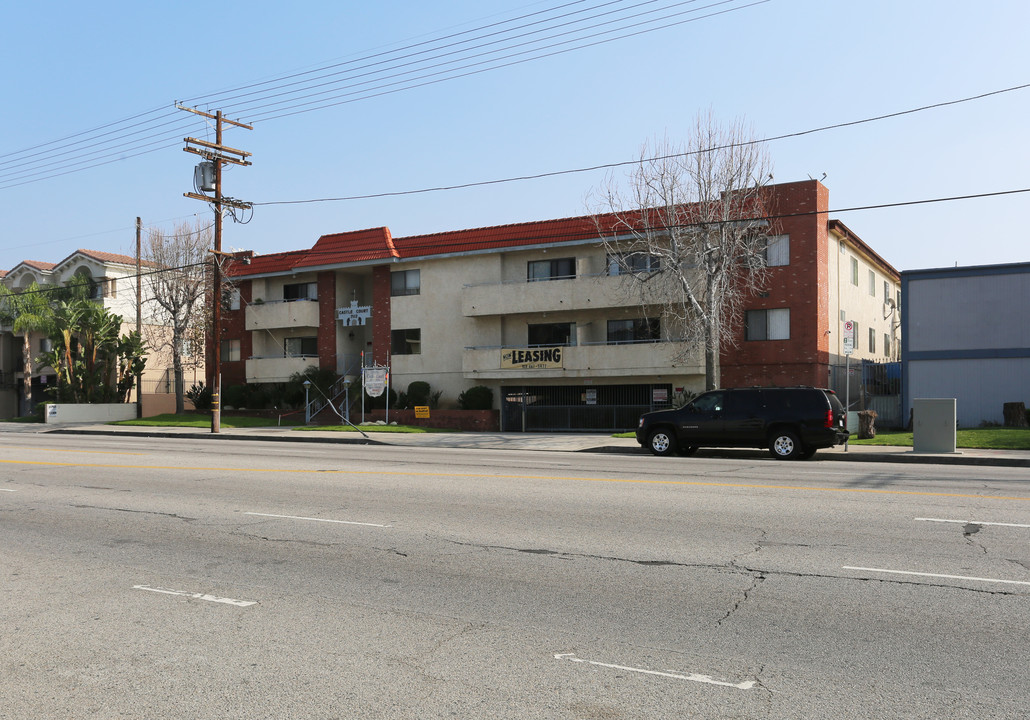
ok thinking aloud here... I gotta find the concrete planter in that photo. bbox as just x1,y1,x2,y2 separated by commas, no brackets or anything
44,403,137,424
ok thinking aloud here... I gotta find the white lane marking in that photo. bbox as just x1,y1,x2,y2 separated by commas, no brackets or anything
554,653,755,690
133,585,257,607
916,517,1030,529
0,488,17,492
244,511,389,528
843,567,1030,587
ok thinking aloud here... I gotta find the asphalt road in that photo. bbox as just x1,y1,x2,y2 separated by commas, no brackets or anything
2,434,1028,719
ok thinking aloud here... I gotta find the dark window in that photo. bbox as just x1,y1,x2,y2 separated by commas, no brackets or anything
391,269,420,296
283,282,317,301
284,336,317,356
746,308,790,341
528,322,574,347
607,252,661,275
527,257,575,282
391,328,421,355
869,328,876,353
607,317,660,344
221,338,241,362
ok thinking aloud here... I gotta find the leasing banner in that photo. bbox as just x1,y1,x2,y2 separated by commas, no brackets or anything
501,347,564,369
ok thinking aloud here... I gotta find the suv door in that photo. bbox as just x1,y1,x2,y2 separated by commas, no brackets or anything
719,390,765,445
674,391,726,446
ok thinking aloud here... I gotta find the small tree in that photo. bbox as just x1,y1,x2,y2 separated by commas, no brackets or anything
138,220,211,413
595,113,775,390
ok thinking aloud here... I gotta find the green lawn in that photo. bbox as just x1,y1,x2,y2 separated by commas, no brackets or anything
850,427,1030,450
112,413,302,428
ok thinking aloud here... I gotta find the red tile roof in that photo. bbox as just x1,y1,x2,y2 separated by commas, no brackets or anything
304,227,398,266
231,214,631,278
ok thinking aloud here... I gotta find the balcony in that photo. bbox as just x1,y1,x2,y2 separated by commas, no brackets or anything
245,299,319,331
462,274,638,317
245,355,319,383
463,341,702,380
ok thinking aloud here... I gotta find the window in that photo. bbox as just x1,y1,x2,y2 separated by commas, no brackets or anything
284,336,318,356
868,270,876,296
883,280,890,301
763,235,790,267
746,308,790,341
607,317,660,344
39,338,53,353
528,322,575,347
391,328,421,355
221,339,241,362
391,269,420,296
228,288,241,310
850,257,859,286
869,328,876,353
607,252,660,275
527,257,575,282
884,333,891,358
852,322,860,350
283,282,317,301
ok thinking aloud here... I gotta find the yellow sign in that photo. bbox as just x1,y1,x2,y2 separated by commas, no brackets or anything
501,346,564,369
414,406,430,418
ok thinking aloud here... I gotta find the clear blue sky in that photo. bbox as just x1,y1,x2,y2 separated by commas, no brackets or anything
2,0,1027,273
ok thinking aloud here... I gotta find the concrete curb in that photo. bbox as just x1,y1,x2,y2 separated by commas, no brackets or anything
45,426,1030,468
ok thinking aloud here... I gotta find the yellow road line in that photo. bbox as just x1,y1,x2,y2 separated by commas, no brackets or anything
1,457,1028,501
6,448,146,456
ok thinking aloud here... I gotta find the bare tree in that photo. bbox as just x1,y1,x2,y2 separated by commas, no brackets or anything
595,113,775,391
139,220,211,413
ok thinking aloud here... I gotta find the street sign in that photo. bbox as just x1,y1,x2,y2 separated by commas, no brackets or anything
843,320,855,355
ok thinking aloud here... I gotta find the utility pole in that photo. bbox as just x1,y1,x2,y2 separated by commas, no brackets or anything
135,216,143,419
178,105,252,433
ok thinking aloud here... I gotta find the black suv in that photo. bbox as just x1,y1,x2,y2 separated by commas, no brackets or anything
636,387,849,460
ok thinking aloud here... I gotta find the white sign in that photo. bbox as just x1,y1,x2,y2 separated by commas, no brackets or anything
842,320,855,356
337,300,372,326
363,367,389,398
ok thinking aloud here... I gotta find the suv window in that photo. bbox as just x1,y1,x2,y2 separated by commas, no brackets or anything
724,390,762,416
689,392,725,413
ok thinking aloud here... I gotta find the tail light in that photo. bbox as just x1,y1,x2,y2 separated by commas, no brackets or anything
825,409,835,429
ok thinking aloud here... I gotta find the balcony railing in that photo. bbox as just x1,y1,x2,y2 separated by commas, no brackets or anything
245,354,319,383
245,298,319,330
462,272,640,317
462,340,701,379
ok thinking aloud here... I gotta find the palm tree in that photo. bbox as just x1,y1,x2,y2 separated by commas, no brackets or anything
0,282,56,414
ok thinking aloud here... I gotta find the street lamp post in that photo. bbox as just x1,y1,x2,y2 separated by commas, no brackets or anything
303,380,311,425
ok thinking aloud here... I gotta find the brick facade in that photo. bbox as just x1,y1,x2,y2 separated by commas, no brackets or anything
317,271,337,372
721,180,833,388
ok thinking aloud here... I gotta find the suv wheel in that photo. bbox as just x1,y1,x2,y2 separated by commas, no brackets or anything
647,429,676,457
769,430,802,460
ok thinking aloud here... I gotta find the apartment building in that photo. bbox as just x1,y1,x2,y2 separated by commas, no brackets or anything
0,249,198,417
219,180,900,430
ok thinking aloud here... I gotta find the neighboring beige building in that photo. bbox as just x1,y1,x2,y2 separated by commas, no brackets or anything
0,249,203,417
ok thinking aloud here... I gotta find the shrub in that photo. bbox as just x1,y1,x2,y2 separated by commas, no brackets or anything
458,385,493,411
405,381,432,408
185,382,213,411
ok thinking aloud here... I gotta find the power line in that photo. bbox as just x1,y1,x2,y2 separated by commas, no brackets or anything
253,83,1030,206
0,0,761,188
259,187,1030,265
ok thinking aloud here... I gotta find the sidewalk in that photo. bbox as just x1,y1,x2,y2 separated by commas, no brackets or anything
33,422,1030,468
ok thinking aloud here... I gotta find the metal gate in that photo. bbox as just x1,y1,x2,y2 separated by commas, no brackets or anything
829,360,902,429
501,383,674,432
